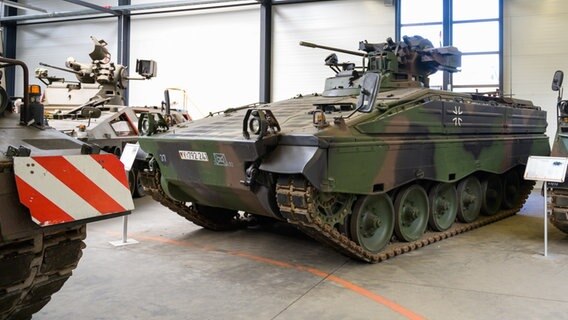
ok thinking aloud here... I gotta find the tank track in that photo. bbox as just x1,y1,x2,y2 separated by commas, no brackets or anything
276,176,535,263
549,189,568,234
0,225,86,320
140,169,247,231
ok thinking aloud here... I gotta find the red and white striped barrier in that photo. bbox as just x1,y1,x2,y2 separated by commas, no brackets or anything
14,154,135,226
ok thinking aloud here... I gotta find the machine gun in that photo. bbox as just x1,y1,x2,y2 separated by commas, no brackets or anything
35,36,157,107
301,35,461,88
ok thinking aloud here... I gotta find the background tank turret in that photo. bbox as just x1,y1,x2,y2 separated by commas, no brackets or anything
35,36,189,197
36,36,157,107
138,36,549,262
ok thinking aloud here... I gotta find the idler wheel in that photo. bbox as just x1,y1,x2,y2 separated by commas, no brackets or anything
349,194,395,254
133,169,146,198
481,175,503,215
457,176,482,223
502,170,521,209
394,185,429,242
428,183,458,231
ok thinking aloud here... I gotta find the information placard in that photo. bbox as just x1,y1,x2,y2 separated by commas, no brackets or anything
119,143,140,172
524,156,568,183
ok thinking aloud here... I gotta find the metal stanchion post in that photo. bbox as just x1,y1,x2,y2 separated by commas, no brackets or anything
110,212,139,247
110,166,139,247
122,215,128,243
544,181,548,257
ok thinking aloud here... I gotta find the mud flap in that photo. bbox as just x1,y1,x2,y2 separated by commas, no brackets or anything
259,145,326,188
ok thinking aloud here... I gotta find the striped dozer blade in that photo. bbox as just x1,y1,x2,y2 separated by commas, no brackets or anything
13,154,135,226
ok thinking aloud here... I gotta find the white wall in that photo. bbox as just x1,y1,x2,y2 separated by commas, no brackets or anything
14,1,118,94
272,0,395,101
504,0,568,142
13,1,394,117
128,7,260,120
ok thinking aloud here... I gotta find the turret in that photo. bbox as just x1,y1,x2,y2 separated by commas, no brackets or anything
35,36,157,107
301,35,461,96
361,36,461,88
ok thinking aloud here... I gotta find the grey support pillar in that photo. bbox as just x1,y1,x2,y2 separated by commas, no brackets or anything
2,3,18,96
118,0,131,104
259,0,272,104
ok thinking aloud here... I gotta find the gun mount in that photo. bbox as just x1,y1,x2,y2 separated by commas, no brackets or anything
35,36,157,107
302,35,461,91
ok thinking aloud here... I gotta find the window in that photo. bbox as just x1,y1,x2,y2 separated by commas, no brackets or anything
398,0,502,93
110,114,137,137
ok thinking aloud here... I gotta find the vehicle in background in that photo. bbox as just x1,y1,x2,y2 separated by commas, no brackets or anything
35,36,187,197
547,71,568,234
0,54,133,319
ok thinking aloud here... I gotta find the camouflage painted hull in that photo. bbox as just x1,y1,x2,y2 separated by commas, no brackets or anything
138,36,552,261
139,88,549,218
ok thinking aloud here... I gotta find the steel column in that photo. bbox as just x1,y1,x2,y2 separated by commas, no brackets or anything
2,3,18,96
260,0,272,103
498,0,503,94
442,0,452,91
394,0,400,41
118,0,131,104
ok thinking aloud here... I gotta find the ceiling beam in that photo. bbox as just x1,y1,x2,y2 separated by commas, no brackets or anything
0,0,258,22
2,0,47,13
62,0,119,15
112,0,256,13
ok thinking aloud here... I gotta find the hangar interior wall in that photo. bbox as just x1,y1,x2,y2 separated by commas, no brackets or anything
271,0,394,102
14,1,117,96
11,0,568,135
13,0,393,119
504,0,568,142
128,7,260,120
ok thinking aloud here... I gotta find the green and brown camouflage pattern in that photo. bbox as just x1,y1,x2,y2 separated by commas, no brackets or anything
138,36,550,260
139,85,549,216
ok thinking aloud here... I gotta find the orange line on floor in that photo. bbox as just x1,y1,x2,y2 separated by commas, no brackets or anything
132,234,425,320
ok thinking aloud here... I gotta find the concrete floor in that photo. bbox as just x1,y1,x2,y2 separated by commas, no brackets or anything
35,191,568,320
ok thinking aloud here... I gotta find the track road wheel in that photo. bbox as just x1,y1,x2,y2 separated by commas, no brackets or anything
350,194,395,254
502,170,521,209
481,175,503,215
394,185,429,242
456,176,482,223
428,183,458,231
550,213,568,234
132,169,146,198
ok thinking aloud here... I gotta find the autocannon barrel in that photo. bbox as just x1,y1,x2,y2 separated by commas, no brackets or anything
39,62,82,75
299,41,366,57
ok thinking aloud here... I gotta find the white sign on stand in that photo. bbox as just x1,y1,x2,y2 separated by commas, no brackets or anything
110,143,141,247
120,143,140,172
524,156,568,257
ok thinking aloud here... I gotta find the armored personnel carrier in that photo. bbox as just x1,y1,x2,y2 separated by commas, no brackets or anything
0,54,134,318
138,36,549,262
547,71,568,233
36,37,187,197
